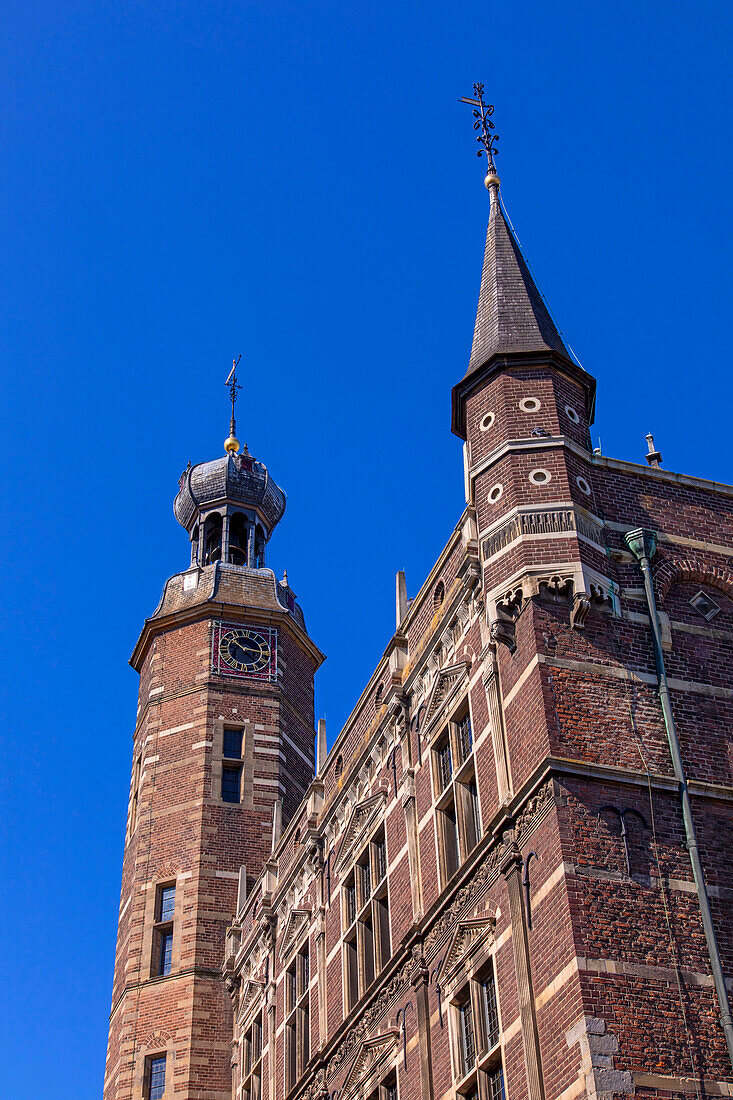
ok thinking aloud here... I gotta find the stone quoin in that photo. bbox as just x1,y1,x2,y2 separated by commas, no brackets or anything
104,107,733,1100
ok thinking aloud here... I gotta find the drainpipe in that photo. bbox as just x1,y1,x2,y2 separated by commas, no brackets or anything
625,528,733,1069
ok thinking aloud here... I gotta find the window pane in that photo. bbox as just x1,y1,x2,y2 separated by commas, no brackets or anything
488,1066,505,1100
456,712,472,763
345,879,356,925
437,740,452,790
482,974,500,1049
441,801,460,881
159,930,173,976
374,836,387,883
459,998,475,1072
223,729,243,759
159,886,175,923
359,860,371,905
222,765,241,803
149,1055,166,1100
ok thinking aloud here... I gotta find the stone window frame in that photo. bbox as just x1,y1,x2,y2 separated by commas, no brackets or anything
443,937,505,1100
132,1040,176,1100
283,944,310,1096
430,696,482,890
141,873,182,981
241,1007,264,1100
340,823,391,1013
212,720,255,807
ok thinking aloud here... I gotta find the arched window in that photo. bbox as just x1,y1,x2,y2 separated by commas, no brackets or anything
335,755,343,780
293,828,301,848
229,513,249,566
433,581,445,610
375,684,384,710
203,513,223,565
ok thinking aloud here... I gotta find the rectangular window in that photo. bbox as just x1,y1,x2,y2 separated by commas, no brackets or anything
342,830,391,1010
223,728,243,759
344,878,356,925
374,835,387,884
158,929,173,976
487,1066,505,1100
458,996,476,1074
456,712,473,765
153,882,175,978
285,946,310,1094
147,1054,166,1100
158,885,175,923
437,738,453,791
481,973,500,1050
222,764,242,803
439,799,460,882
242,1012,263,1100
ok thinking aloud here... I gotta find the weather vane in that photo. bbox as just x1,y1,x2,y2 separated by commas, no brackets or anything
224,355,243,454
459,84,499,175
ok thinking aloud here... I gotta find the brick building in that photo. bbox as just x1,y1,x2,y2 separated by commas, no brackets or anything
105,138,733,1100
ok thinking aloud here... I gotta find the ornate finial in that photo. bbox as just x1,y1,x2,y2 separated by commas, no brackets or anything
224,355,242,454
459,84,500,190
645,433,662,469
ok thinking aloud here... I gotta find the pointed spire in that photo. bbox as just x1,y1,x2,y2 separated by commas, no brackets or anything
467,175,571,372
452,89,595,440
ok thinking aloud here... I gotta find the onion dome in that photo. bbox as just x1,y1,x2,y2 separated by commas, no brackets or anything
174,449,286,533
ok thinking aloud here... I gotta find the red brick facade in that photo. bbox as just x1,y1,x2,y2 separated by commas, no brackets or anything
106,173,733,1100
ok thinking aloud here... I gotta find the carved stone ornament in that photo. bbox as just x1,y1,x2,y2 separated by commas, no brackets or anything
327,961,410,1078
420,659,471,739
238,978,265,1023
341,1031,400,1099
334,791,388,875
424,780,554,958
278,908,311,961
436,916,496,986
537,574,574,601
489,617,516,654
570,592,590,629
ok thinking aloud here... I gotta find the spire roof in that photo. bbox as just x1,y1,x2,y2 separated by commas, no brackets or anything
466,178,571,375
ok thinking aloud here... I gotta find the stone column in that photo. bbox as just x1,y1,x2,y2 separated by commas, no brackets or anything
500,841,544,1100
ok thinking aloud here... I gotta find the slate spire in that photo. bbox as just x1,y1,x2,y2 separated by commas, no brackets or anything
467,174,571,373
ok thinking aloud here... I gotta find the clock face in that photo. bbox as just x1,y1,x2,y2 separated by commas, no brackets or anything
218,628,271,673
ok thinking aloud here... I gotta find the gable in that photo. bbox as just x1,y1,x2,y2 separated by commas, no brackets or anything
436,916,496,985
342,1031,400,1097
334,791,387,875
278,908,311,961
421,660,470,738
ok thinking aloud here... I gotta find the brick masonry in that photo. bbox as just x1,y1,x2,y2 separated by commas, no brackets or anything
107,189,733,1100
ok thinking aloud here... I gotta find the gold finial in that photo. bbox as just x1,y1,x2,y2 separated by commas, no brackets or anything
224,356,242,454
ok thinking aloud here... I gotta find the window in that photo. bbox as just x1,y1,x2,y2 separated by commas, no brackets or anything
284,947,309,1093
433,706,481,888
367,1071,398,1100
222,728,243,803
146,1054,166,1100
153,883,175,977
242,1011,263,1100
342,829,391,1010
452,965,503,1099
128,755,142,840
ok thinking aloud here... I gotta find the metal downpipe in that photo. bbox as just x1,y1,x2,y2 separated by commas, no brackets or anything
625,528,733,1070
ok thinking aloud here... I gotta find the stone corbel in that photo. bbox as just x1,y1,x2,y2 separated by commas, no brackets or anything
570,592,590,629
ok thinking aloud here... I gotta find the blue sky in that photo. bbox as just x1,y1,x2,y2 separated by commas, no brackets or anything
1,1,732,1096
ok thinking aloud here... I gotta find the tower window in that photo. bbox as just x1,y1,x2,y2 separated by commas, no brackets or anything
434,582,445,610
152,883,175,977
229,513,249,566
222,728,244,803
203,513,223,565
146,1054,167,1100
223,728,243,759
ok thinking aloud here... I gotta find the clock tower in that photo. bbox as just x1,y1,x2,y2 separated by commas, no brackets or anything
104,397,324,1100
